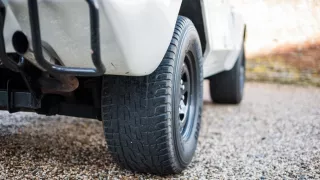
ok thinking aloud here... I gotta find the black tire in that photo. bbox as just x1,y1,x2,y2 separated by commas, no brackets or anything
101,16,203,175
209,44,246,104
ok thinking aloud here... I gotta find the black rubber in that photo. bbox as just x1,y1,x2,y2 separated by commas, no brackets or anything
209,44,246,104
101,16,203,175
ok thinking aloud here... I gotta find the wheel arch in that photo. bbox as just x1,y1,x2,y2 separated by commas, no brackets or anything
178,0,206,54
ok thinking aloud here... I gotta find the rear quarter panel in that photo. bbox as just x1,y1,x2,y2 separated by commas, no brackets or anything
5,0,182,76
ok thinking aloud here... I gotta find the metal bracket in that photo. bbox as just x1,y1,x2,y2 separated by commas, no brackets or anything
0,89,41,111
28,0,106,76
3,78,40,112
6,79,15,113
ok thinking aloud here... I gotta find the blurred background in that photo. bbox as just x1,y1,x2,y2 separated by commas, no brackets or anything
230,0,320,86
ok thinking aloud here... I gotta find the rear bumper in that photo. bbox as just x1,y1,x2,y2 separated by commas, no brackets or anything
3,0,182,76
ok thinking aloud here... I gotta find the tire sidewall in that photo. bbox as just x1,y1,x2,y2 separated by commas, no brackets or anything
236,44,246,101
171,21,203,167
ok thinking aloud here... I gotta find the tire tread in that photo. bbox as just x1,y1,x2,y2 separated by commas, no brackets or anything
102,16,197,175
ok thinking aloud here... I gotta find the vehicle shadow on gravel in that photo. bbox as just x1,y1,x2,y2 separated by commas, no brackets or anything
0,116,177,178
0,117,121,177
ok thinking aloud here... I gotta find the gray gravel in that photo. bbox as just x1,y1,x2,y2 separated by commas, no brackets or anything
0,82,319,179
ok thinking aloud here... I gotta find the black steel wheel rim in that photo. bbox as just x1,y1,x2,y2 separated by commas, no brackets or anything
179,52,197,140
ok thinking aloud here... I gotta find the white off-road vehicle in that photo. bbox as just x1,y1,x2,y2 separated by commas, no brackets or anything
0,0,246,175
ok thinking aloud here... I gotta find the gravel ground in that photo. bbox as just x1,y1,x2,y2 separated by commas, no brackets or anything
0,82,319,179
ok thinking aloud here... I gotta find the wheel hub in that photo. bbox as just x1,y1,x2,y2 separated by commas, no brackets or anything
179,61,191,134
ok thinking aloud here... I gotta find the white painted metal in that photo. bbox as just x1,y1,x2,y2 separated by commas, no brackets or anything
4,0,182,76
4,0,245,77
201,0,245,78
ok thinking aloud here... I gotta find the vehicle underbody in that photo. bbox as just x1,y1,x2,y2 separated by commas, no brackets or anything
0,58,103,119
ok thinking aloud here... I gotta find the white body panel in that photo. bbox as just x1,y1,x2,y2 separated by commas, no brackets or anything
4,0,244,77
201,0,245,77
5,0,182,76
